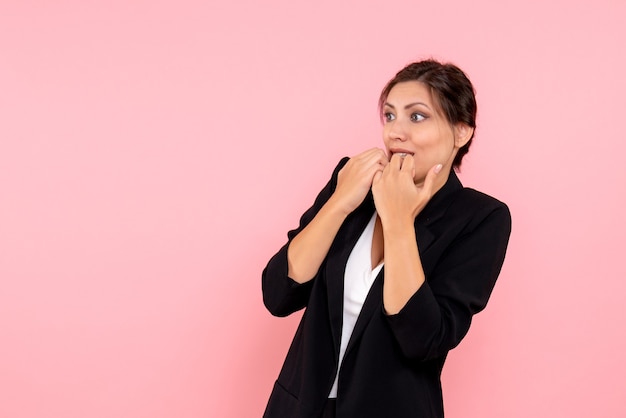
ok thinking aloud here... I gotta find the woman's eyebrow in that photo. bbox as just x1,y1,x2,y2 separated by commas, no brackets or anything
384,102,431,110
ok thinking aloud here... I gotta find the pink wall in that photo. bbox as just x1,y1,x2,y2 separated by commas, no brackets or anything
1,1,625,417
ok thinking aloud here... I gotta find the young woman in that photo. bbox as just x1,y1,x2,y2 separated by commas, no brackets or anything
262,59,511,418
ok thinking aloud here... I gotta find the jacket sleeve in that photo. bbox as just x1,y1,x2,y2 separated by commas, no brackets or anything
385,194,512,361
262,157,349,317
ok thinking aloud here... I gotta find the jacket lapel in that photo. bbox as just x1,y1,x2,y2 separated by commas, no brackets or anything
325,193,376,361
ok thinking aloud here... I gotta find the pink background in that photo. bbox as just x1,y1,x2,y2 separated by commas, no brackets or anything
1,1,625,417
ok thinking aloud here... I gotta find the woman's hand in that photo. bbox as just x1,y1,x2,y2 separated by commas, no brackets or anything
372,154,442,226
331,148,389,215
286,149,387,283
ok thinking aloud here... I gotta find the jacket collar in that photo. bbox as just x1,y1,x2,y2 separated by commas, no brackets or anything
413,170,463,252
417,169,463,226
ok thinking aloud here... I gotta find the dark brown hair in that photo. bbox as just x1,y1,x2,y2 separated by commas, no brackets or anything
378,59,477,169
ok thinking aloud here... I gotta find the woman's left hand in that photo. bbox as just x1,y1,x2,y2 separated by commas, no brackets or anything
372,154,442,226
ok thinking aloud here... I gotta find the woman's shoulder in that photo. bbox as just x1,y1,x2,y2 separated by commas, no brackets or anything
457,187,509,210
451,187,511,227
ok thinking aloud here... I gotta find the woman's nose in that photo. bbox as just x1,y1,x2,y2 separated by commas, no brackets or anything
388,120,408,141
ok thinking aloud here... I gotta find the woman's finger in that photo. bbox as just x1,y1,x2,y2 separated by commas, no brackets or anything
400,154,415,176
386,153,398,168
422,163,443,195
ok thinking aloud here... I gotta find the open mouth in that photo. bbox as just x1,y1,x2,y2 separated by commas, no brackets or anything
390,150,414,158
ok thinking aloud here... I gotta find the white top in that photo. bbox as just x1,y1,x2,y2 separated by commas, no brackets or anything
328,213,384,398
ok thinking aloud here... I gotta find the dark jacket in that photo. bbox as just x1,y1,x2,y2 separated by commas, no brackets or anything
262,158,511,418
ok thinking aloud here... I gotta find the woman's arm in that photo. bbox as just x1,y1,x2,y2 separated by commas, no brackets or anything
372,154,444,314
286,196,349,283
288,148,388,283
373,154,511,361
379,217,425,314
262,149,388,316
384,204,511,361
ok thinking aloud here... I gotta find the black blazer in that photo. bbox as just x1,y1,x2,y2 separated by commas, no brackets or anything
262,158,511,418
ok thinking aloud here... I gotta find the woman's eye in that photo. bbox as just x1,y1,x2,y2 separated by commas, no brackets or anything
384,112,395,122
410,113,425,122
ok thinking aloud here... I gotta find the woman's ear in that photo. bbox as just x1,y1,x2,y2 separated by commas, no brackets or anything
454,123,474,148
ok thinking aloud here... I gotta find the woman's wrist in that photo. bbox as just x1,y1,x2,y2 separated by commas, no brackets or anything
326,193,355,218
380,215,415,235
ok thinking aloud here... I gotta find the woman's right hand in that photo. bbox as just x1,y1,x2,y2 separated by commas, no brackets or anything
331,148,389,215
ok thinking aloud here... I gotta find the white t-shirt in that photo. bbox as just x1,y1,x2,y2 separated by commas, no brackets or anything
328,213,384,398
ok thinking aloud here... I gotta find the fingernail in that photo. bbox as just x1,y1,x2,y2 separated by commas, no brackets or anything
434,164,443,174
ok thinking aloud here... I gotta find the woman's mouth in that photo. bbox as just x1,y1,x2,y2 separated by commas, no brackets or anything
390,150,414,158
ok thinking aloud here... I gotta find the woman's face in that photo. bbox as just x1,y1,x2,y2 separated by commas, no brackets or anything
382,81,469,186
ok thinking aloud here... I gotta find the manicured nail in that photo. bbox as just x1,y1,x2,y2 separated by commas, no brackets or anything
434,164,443,174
